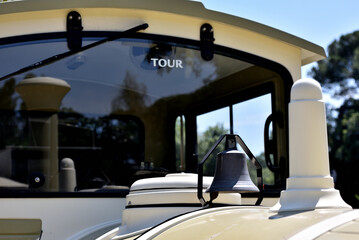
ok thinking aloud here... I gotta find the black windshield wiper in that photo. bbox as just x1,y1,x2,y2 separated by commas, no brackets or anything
0,23,149,81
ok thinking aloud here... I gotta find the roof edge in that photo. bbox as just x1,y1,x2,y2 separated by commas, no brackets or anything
0,0,326,64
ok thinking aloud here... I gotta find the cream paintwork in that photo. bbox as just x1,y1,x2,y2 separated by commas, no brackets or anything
0,198,125,240
290,210,359,239
0,1,344,239
0,218,42,240
0,0,325,82
137,207,359,240
115,173,242,237
271,79,351,212
127,173,241,206
129,79,353,240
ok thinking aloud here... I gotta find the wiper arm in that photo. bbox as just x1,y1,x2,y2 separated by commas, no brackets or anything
0,23,149,81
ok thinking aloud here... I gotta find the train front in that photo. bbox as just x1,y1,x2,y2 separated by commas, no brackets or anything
1,1,349,240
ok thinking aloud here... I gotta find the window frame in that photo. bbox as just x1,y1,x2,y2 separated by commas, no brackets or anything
0,31,292,198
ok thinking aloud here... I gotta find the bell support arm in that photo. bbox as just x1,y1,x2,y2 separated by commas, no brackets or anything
197,134,226,206
235,135,263,205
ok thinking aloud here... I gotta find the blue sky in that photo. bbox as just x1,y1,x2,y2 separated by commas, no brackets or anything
201,0,359,54
201,0,359,80
200,1,359,106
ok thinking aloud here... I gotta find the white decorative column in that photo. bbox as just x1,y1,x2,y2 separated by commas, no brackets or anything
271,78,351,212
16,77,71,191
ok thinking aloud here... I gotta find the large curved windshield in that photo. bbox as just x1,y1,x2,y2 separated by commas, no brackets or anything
0,35,288,194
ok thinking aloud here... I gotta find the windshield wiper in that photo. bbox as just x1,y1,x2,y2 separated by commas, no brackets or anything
0,23,149,81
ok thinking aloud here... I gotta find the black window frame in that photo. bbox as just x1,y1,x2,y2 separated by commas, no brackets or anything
0,31,292,198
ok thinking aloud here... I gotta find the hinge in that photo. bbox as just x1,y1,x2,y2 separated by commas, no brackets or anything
67,11,83,51
200,23,215,61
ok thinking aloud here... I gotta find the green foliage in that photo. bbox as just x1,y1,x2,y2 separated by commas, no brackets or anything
197,124,273,186
328,98,359,162
197,123,227,176
336,111,359,162
311,31,359,97
247,152,274,185
328,98,359,207
310,30,359,207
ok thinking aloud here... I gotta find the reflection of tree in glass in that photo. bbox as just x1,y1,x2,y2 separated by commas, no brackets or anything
0,73,44,149
111,71,148,114
0,78,18,110
0,78,28,148
58,108,99,147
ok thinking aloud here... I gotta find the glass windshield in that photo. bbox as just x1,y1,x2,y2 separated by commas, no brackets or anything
0,35,287,194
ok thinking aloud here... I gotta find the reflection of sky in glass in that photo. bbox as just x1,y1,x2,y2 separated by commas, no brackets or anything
0,37,251,115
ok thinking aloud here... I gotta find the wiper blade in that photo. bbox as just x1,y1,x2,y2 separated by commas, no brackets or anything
0,23,149,81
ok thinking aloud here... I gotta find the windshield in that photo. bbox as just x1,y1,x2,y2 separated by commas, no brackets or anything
0,34,289,195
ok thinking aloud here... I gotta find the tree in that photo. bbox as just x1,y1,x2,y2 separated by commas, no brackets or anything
310,31,359,207
196,124,273,186
197,124,227,176
327,98,359,207
311,31,359,97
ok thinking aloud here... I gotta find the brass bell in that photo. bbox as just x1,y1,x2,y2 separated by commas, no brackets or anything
206,149,259,193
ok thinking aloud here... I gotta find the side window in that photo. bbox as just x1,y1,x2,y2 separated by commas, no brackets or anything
196,94,274,185
233,94,274,185
197,108,229,175
0,34,289,196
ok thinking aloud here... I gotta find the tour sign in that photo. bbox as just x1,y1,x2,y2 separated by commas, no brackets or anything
150,58,183,68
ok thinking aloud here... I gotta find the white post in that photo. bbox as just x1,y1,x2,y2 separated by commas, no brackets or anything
59,158,77,192
270,78,351,212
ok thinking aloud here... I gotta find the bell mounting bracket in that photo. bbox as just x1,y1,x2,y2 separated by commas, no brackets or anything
197,134,263,207
67,11,83,51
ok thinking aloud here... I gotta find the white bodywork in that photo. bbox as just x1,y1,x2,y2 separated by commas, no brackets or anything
130,79,354,240
0,0,325,82
2,1,352,240
0,198,125,239
115,173,242,237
